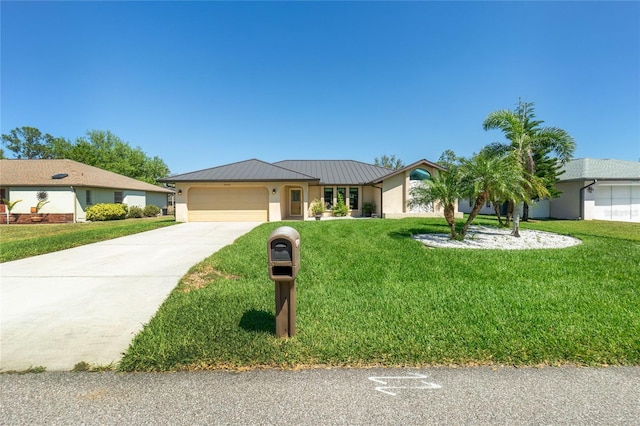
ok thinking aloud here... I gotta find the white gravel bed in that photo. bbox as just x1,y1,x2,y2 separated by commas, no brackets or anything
413,225,582,250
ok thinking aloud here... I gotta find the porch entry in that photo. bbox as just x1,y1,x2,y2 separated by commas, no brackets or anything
290,189,302,216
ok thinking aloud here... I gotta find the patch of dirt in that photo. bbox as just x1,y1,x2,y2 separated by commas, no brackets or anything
180,264,240,292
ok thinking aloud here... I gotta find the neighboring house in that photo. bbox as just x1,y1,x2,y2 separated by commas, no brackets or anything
159,158,462,222
0,159,174,224
457,198,550,219
550,158,640,222
458,158,640,223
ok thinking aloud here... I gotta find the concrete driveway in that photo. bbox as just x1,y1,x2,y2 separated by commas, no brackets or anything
0,222,261,372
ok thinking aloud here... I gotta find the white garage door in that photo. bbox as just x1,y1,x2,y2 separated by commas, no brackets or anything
188,187,268,222
593,185,640,222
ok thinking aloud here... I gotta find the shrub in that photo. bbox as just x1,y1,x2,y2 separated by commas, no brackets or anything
127,206,144,218
333,193,349,217
85,203,128,221
143,205,161,217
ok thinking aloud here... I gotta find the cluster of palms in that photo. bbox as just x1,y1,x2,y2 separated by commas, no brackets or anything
410,100,575,240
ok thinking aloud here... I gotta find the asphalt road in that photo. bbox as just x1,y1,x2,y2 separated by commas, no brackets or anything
2,366,638,424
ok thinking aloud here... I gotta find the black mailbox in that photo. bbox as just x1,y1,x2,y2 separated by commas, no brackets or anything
267,226,300,281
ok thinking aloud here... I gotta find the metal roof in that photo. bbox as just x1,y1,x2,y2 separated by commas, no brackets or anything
159,159,319,182
273,160,393,185
558,158,640,181
0,159,174,193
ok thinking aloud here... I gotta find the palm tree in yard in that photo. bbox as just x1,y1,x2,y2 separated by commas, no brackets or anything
461,147,552,238
409,152,465,239
483,99,576,221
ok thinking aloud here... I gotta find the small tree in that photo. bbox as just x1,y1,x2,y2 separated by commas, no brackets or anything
2,199,22,224
408,151,465,239
333,192,349,217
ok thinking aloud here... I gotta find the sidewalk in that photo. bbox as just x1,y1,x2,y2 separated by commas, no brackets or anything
0,222,260,372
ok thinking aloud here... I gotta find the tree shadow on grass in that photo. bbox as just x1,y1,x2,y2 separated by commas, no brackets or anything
388,224,451,240
239,309,275,335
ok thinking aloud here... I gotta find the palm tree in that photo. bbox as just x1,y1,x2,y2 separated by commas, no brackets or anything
2,198,22,224
483,99,576,221
408,153,464,239
458,149,532,238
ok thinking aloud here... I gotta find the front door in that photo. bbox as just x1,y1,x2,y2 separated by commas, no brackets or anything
290,189,302,217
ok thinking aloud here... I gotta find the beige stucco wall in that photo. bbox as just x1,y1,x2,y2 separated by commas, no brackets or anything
382,167,462,219
174,181,310,223
382,173,405,215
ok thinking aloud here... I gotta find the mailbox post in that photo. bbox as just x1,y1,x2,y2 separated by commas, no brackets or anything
267,226,300,338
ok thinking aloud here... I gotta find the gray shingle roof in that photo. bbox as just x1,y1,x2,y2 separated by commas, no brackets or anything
273,160,393,185
160,159,319,182
0,159,174,193
558,158,640,181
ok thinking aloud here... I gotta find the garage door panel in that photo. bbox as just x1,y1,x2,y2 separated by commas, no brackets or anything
188,188,268,222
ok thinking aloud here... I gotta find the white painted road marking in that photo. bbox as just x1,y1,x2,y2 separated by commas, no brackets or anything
368,372,442,396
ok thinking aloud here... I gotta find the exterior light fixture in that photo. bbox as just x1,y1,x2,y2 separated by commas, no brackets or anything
272,188,277,194
587,186,594,193
178,189,182,196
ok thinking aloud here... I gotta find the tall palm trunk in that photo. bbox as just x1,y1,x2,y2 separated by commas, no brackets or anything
461,194,487,238
443,205,458,239
493,202,505,227
511,207,521,237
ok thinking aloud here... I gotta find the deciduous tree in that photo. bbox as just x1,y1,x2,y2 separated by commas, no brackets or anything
374,154,405,170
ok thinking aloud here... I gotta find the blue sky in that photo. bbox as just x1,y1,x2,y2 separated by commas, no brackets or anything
2,1,638,175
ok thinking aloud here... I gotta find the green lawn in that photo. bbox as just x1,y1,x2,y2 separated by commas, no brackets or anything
0,217,176,262
119,217,640,371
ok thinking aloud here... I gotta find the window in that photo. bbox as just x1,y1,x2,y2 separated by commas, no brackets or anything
410,168,431,181
0,189,5,203
114,191,123,204
86,190,92,206
349,187,359,210
324,187,333,210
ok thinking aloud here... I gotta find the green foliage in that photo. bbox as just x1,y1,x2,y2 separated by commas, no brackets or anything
127,206,144,218
409,151,465,238
374,154,405,170
86,203,128,221
309,199,324,215
2,198,22,212
34,199,50,213
483,99,576,220
0,217,176,262
0,126,69,159
143,204,161,217
119,218,640,371
362,201,376,215
69,130,170,184
333,192,349,217
1,126,171,184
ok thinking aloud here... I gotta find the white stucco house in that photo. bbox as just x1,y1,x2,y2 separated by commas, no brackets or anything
550,158,640,222
159,158,463,222
458,158,640,223
0,159,174,224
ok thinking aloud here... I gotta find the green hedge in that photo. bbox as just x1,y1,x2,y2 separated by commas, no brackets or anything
86,203,128,221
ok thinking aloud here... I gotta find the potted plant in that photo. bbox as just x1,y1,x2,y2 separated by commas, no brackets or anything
362,201,376,218
30,199,49,222
2,198,22,224
309,199,324,220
